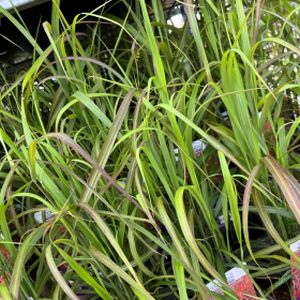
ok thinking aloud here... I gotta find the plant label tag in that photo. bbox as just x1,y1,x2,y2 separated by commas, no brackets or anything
34,209,53,224
174,139,207,161
206,268,256,299
290,240,300,300
191,139,207,156
207,279,223,299
226,268,256,299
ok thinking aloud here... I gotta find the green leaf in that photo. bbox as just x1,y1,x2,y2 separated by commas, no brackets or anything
28,141,37,181
263,156,300,223
218,151,242,251
55,245,112,299
45,245,80,300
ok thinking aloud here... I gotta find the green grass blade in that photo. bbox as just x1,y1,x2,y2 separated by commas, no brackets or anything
262,156,300,223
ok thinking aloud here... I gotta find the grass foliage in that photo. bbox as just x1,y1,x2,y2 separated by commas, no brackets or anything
0,0,299,299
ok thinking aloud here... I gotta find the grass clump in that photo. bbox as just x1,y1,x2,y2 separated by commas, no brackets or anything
0,0,299,299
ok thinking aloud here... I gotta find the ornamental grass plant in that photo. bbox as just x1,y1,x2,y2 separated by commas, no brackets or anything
0,0,299,299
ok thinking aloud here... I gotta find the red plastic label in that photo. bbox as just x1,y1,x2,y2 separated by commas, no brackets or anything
207,268,256,299
227,268,256,299
290,240,300,300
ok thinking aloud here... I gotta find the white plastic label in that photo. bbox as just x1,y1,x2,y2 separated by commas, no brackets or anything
174,139,207,161
34,209,53,224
